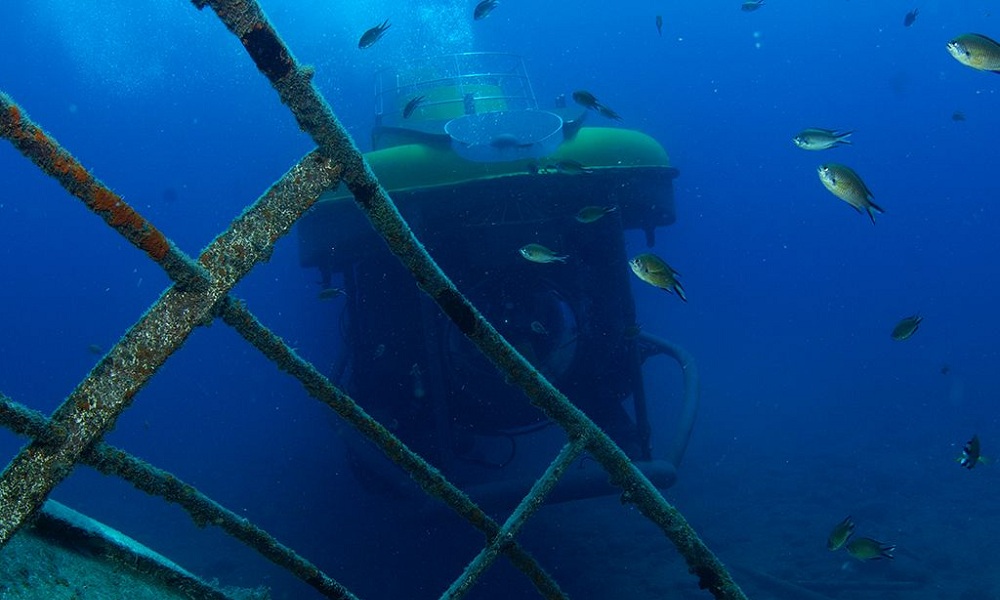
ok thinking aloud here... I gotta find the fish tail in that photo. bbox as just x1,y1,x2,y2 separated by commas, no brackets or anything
866,200,885,224
673,282,688,302
836,131,853,144
879,544,896,559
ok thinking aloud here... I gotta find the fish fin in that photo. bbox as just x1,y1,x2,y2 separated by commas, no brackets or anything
673,282,687,302
866,200,885,224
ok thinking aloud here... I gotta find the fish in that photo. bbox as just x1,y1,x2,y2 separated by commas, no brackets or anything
474,0,499,20
402,95,426,119
575,205,617,223
358,20,391,49
520,243,567,263
793,128,853,151
596,104,624,122
87,344,104,355
941,363,951,375
629,253,687,301
741,0,765,12
571,90,623,121
946,33,1000,73
318,287,346,300
552,160,594,175
827,516,855,551
952,111,967,122
959,434,986,469
530,321,549,336
903,8,918,27
890,315,922,340
656,15,663,36
572,90,601,110
817,164,885,224
846,537,895,561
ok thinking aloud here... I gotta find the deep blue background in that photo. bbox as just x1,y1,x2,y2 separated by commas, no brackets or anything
2,1,999,598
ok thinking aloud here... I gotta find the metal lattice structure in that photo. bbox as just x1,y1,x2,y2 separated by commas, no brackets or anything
0,2,749,599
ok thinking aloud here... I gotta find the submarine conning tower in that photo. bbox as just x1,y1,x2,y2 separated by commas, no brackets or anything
297,52,686,502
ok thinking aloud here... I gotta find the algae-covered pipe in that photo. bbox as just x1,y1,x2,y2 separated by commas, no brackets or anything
190,2,748,599
0,393,359,600
0,149,341,547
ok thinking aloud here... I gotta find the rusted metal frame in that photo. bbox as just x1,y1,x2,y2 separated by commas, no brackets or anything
191,2,748,599
442,437,589,600
0,87,561,596
215,297,568,600
0,139,340,549
0,393,359,600
0,94,208,292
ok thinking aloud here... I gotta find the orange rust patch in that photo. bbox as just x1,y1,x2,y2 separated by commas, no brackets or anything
70,163,90,184
90,187,119,212
140,229,170,261
5,104,21,130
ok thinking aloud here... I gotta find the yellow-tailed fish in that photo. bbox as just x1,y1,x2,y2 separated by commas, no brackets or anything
575,205,617,223
826,516,855,551
793,128,853,151
958,434,987,469
890,315,922,340
846,536,895,561
818,164,885,224
520,243,567,264
629,253,686,302
947,33,1000,73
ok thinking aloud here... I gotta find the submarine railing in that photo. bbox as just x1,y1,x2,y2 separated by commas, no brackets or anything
0,2,748,600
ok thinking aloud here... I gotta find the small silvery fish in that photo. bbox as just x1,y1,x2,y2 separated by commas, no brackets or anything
890,315,922,340
741,0,764,12
520,243,567,263
358,20,391,49
474,0,499,21
793,128,853,151
630,253,686,301
656,15,663,37
946,33,1000,73
817,163,885,224
827,516,855,551
575,205,617,224
846,537,895,561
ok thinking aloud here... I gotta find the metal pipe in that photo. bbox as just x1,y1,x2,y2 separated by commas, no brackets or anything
0,393,358,600
637,332,700,469
191,2,746,598
0,140,341,546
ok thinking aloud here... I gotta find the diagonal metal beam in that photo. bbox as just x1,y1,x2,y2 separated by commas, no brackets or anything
0,101,342,545
191,2,749,599
0,393,360,600
0,92,565,597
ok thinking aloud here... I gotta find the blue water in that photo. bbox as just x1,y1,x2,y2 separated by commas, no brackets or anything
2,1,999,598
